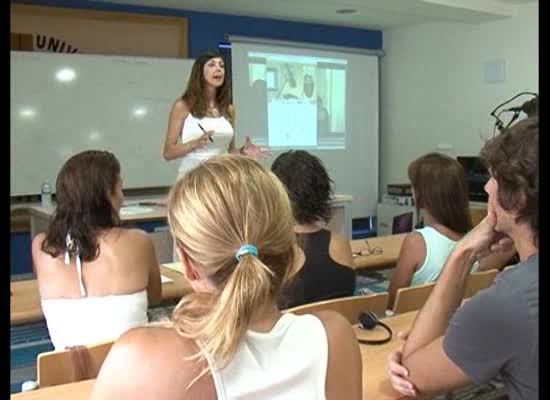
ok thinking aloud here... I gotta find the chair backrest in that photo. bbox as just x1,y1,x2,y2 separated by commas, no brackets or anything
37,340,114,387
469,207,487,227
393,282,436,314
284,292,389,324
464,269,498,299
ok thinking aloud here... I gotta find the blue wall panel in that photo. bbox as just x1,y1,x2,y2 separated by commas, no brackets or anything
11,232,33,275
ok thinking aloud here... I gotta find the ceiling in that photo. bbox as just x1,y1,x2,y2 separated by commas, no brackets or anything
94,0,537,29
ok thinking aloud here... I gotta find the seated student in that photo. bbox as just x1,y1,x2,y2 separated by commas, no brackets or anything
386,117,538,399
271,150,356,308
33,150,161,350
387,153,473,309
386,153,514,309
92,155,362,400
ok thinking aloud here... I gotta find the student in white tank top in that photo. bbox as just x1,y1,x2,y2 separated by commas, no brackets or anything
387,153,515,309
162,50,270,178
33,151,161,350
92,155,362,400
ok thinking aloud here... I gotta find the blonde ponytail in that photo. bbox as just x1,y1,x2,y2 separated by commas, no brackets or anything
167,155,298,384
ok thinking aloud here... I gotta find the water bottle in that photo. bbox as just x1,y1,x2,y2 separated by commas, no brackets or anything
21,380,38,392
40,182,52,208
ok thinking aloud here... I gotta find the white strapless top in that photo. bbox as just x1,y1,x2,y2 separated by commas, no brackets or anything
41,290,148,350
178,114,234,174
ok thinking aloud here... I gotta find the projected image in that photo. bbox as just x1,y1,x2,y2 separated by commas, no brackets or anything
242,52,346,149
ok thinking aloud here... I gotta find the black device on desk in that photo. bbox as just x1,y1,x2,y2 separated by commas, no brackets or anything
457,156,489,202
392,212,414,234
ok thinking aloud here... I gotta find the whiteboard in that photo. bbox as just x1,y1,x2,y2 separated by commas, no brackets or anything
11,51,194,196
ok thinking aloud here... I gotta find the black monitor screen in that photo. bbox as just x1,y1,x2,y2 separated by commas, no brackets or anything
392,212,413,234
457,156,489,202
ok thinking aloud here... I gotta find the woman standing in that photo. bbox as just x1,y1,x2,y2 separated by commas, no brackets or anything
163,50,268,177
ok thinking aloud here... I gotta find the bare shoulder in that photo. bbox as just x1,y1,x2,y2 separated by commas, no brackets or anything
121,227,151,241
103,228,154,256
120,228,155,253
94,326,213,399
402,231,426,254
32,232,46,253
171,98,189,118
114,325,191,355
314,310,362,400
328,231,354,267
314,310,356,340
31,233,48,272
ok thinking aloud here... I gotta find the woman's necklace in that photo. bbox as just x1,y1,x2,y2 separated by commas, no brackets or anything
206,103,220,117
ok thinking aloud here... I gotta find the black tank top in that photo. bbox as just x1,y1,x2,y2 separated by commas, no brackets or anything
279,229,356,309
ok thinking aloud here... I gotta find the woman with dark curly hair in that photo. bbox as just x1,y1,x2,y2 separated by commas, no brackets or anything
162,50,269,178
271,150,356,308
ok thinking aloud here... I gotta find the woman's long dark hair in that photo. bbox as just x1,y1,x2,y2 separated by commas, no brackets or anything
408,152,472,234
181,50,232,121
41,150,121,262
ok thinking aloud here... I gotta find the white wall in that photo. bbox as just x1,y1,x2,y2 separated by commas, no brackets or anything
379,3,538,196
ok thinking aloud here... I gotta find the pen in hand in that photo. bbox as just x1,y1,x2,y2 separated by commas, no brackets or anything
197,123,214,143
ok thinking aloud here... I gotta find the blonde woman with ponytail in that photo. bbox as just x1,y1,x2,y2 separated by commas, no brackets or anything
92,154,362,400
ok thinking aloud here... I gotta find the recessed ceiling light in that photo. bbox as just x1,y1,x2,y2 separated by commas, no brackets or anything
133,107,147,117
19,108,37,118
336,8,357,14
56,68,76,82
88,131,102,141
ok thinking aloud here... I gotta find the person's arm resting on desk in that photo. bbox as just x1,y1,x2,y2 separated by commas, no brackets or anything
400,215,513,395
399,247,474,395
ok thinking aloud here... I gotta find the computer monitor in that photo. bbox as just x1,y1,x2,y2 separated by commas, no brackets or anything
457,156,489,202
392,212,414,234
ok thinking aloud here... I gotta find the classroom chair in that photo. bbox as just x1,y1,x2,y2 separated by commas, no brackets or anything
464,269,498,299
36,340,114,388
284,292,389,324
392,282,436,314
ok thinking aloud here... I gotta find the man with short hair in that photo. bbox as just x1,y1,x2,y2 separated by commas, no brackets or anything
386,116,538,400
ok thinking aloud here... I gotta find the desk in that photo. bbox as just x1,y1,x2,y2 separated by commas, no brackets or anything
10,266,192,325
24,194,354,264
351,233,406,271
11,379,95,400
27,194,352,237
27,201,167,237
360,310,416,399
11,311,418,400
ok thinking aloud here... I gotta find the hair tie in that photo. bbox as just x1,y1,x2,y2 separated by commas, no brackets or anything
235,244,258,261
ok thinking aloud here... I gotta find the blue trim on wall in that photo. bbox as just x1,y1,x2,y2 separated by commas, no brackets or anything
11,232,33,275
13,0,383,56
